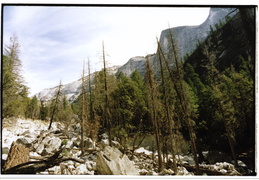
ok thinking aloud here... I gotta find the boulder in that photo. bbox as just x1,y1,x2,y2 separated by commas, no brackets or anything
139,169,148,175
100,133,109,139
2,154,8,160
48,166,61,175
20,130,31,136
35,136,62,155
75,164,88,175
96,146,139,175
16,137,33,148
72,137,81,147
74,123,81,134
64,140,74,149
177,167,192,175
83,137,95,150
35,144,45,155
2,147,10,154
100,139,109,147
85,161,93,171
111,140,120,148
43,137,62,155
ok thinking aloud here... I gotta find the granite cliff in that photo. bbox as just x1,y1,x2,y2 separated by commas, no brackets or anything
35,8,238,103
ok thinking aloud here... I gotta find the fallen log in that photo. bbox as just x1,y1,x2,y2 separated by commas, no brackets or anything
2,148,84,174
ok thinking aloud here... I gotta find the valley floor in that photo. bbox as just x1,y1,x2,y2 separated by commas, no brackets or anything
1,118,254,176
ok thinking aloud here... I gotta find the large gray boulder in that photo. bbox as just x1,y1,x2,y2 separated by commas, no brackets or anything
16,137,34,148
42,137,62,155
96,146,139,175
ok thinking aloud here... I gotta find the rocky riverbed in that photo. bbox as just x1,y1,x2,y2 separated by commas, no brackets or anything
1,118,251,175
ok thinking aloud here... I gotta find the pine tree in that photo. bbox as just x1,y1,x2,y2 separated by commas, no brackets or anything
203,45,239,167
26,95,40,120
3,35,29,118
39,101,49,121
59,95,73,136
48,81,62,130
130,70,149,131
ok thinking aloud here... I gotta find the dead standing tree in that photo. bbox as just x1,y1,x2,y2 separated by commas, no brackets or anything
80,60,87,155
158,28,201,174
48,80,62,130
88,59,94,124
157,37,178,174
145,57,164,172
102,41,112,146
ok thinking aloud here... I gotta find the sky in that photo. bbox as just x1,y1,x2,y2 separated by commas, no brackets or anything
3,5,210,96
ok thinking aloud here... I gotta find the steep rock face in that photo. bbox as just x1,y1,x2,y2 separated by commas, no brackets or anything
159,8,237,59
35,79,82,103
116,54,157,77
185,8,255,80
117,8,237,78
116,56,146,77
35,8,238,103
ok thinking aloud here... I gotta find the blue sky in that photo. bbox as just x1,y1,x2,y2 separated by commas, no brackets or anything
3,5,210,96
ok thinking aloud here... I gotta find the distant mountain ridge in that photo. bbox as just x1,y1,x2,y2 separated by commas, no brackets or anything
35,65,120,103
35,7,237,103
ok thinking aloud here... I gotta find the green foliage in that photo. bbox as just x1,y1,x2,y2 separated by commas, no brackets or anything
109,70,148,148
61,139,68,146
209,25,214,34
92,70,117,119
61,148,70,157
184,63,205,96
39,101,49,121
2,35,29,118
26,95,40,119
225,15,232,22
184,42,254,154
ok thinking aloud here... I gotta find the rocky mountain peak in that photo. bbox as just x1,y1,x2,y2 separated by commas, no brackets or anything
35,8,238,104
159,7,238,59
35,65,120,103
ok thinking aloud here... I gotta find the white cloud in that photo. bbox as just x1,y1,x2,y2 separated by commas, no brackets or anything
3,6,210,96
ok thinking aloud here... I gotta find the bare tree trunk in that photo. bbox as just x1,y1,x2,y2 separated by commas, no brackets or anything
48,80,62,130
158,29,201,174
157,43,178,173
102,41,112,146
145,58,163,172
81,61,86,155
88,59,94,124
